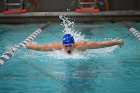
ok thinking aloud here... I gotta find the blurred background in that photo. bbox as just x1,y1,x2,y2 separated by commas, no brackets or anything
0,0,140,12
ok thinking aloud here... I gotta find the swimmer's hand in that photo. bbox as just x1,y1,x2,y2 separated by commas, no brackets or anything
118,39,124,48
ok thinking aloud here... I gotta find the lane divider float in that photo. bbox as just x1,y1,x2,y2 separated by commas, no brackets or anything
0,22,50,65
123,22,140,41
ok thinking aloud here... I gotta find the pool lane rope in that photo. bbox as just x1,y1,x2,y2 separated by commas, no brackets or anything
123,22,140,41
0,23,50,65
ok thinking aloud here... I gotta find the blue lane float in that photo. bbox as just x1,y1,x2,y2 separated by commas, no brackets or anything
0,23,50,65
123,22,140,41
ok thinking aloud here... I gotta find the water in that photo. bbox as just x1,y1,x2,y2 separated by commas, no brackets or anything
0,21,140,93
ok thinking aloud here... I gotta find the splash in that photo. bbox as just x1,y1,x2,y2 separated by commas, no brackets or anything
92,45,118,54
59,15,85,42
86,45,119,58
22,45,118,60
20,49,88,60
49,49,88,59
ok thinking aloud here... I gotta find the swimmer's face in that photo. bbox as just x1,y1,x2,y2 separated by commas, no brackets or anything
63,44,74,54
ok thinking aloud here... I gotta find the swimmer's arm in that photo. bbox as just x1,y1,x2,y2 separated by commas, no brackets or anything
26,43,51,51
26,42,63,51
84,40,124,49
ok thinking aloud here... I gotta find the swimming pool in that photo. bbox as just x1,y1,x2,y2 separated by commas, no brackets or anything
0,21,140,93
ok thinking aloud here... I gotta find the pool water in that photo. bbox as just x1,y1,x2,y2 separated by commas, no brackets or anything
0,22,140,93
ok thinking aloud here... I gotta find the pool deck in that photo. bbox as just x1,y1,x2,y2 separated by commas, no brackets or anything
0,11,140,23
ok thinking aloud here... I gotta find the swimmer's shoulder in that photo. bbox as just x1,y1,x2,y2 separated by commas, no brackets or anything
75,41,87,46
47,42,63,50
49,42,62,46
75,41,88,50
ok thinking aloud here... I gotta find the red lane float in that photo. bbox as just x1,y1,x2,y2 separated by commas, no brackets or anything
76,8,100,12
3,9,26,14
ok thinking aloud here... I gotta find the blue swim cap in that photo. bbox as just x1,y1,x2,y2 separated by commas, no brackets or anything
62,34,75,44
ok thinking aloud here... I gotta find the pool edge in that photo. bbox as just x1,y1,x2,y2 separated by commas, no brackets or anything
0,11,140,23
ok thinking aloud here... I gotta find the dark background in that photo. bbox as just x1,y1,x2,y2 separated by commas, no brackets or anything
0,0,140,12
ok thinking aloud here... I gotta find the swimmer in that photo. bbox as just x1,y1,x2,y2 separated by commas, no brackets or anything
26,34,124,54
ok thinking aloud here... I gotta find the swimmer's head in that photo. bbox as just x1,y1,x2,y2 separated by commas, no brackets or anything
62,34,75,54
62,34,75,45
